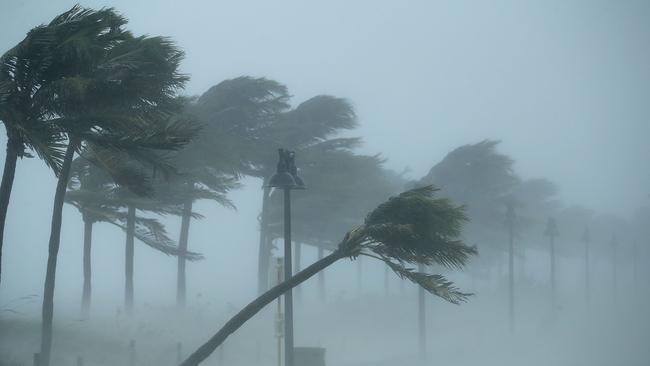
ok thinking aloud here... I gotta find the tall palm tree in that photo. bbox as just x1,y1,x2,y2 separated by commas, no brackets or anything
188,77,290,296
180,186,477,366
19,6,193,366
0,16,70,287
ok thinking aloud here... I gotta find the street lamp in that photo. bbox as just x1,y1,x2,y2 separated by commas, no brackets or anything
267,148,305,366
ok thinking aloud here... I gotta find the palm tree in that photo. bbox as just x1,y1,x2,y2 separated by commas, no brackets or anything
65,155,202,317
188,77,290,295
415,140,521,289
139,172,237,309
21,6,193,365
188,77,358,294
180,186,477,366
0,15,70,287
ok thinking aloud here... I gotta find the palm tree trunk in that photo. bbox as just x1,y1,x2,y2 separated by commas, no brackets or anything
180,249,346,366
39,139,77,366
125,205,135,315
317,246,325,300
417,263,426,360
294,242,301,300
0,129,21,287
177,199,192,308
257,185,271,294
81,217,93,318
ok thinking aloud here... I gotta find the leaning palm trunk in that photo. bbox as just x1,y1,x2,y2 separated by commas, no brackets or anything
40,139,77,366
177,199,192,308
181,249,345,366
80,217,93,318
0,130,21,287
125,205,136,315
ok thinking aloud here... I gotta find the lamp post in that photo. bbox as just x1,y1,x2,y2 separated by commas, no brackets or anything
267,148,305,366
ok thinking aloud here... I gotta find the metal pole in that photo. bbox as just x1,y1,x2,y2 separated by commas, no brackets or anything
417,263,426,360
283,188,294,366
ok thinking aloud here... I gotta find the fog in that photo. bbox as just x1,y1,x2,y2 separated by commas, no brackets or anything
0,1,649,366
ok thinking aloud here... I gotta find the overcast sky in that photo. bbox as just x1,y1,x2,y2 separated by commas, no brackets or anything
2,0,649,216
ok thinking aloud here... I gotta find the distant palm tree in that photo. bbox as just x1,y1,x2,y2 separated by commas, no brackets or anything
66,155,202,317
544,217,559,312
180,186,477,366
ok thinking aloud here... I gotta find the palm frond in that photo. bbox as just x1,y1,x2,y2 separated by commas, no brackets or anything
384,261,472,304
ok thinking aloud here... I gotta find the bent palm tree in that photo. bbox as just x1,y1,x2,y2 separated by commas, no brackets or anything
0,19,68,288
29,6,193,366
180,186,477,366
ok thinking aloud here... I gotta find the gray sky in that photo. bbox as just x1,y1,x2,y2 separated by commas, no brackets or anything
2,0,649,216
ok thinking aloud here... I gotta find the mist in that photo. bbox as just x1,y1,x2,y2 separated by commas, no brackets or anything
0,1,649,366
